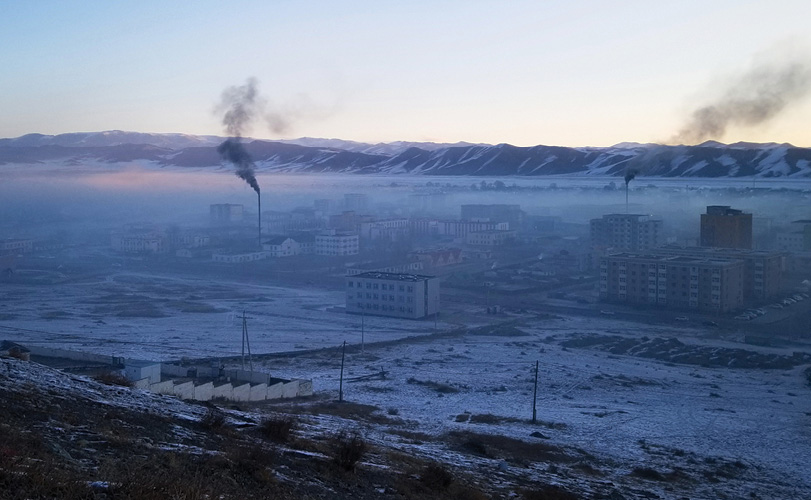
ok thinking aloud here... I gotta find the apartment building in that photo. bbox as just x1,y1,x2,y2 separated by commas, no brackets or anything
700,205,752,249
315,230,359,256
346,272,439,319
654,246,783,301
590,214,662,253
600,253,745,312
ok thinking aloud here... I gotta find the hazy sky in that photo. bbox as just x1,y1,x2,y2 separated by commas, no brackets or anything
2,0,811,147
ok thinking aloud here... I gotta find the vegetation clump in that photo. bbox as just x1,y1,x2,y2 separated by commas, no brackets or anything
331,430,367,471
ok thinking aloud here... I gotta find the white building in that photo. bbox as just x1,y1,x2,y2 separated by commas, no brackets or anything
263,236,300,257
316,230,359,256
211,250,268,263
346,272,439,319
111,232,166,254
359,219,410,240
466,229,516,246
437,220,508,238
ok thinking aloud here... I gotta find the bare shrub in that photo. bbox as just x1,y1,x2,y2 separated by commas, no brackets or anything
260,415,297,443
92,371,133,388
200,408,227,431
420,463,454,491
331,430,367,471
631,466,665,481
521,485,581,500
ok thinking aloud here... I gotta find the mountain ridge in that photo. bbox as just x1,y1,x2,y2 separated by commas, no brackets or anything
2,131,810,178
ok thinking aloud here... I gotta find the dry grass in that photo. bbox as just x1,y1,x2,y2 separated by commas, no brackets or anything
92,371,134,388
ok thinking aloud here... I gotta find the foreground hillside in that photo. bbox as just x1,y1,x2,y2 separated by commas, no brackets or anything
2,131,811,177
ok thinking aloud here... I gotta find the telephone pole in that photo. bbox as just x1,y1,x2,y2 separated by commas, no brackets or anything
339,341,346,402
237,310,253,372
532,360,539,424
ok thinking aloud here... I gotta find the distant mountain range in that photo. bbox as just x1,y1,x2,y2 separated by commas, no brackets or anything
1,130,810,178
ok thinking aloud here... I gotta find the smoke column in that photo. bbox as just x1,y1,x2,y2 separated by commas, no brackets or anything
671,53,811,145
216,78,262,248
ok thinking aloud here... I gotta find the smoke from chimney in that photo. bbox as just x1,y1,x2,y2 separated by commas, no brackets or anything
671,50,811,145
215,79,262,195
624,169,637,186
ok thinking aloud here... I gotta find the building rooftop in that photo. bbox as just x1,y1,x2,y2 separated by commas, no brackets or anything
605,252,742,267
352,272,436,282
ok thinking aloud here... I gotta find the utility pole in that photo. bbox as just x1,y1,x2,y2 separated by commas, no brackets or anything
339,340,346,402
238,310,253,372
361,312,365,354
532,360,539,424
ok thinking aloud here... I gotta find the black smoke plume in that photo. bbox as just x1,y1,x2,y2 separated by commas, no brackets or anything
671,53,811,145
216,79,261,194
624,169,638,186
217,139,259,194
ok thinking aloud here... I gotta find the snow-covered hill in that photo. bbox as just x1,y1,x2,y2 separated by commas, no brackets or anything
2,131,811,178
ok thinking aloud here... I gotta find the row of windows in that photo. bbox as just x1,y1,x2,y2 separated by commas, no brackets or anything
348,281,414,292
355,292,413,302
354,302,414,313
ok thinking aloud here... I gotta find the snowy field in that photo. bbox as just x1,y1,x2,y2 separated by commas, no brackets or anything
0,271,454,360
3,270,810,497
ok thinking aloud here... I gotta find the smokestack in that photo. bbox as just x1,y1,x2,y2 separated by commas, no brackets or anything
216,79,263,250
258,192,261,251
624,169,637,214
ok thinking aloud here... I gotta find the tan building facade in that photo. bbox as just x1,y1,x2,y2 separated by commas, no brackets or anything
600,253,745,312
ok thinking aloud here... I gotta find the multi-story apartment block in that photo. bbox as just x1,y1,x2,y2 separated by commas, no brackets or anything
461,204,524,229
466,229,516,246
590,214,662,253
210,204,244,226
654,246,783,301
359,219,410,241
346,272,439,319
315,230,359,256
600,253,745,312
700,205,752,249
0,239,34,254
438,220,509,238
343,193,369,212
111,226,168,254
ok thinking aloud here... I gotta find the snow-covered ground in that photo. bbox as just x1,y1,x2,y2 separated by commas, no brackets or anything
2,269,810,497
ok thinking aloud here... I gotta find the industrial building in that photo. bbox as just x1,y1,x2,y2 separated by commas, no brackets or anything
346,272,439,319
700,205,752,249
600,253,745,312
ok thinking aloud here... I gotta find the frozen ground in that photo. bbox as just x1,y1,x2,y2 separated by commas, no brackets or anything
2,270,810,498
0,270,452,360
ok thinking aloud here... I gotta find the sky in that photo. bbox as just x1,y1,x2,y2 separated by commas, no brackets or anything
2,0,811,147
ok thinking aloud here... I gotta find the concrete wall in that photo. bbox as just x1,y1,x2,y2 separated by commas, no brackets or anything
212,383,233,400
133,378,151,389
232,383,251,402
27,346,115,365
249,383,268,401
161,364,193,378
172,381,195,400
225,369,270,385
193,382,213,402
281,381,299,398
296,379,314,397
267,382,284,399
125,363,161,384
149,380,174,395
